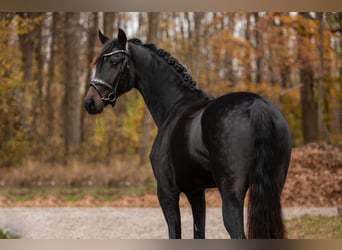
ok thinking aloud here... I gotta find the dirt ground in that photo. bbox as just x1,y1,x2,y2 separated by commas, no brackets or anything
1,143,340,239
0,143,341,208
0,207,338,239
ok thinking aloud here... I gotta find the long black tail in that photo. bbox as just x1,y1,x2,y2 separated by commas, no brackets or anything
247,105,285,239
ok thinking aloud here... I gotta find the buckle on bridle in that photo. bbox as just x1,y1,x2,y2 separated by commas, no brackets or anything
107,92,116,101
103,92,117,107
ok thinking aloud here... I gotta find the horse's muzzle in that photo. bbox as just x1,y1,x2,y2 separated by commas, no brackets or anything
84,96,104,114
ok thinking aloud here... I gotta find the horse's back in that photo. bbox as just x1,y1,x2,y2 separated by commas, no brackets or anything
202,91,291,142
201,92,291,174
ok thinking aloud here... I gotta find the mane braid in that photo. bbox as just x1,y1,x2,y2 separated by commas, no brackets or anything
128,38,197,90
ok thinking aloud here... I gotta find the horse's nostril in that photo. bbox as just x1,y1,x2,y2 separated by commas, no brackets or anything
84,98,95,111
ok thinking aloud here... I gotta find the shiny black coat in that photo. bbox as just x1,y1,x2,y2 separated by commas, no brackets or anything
84,29,292,239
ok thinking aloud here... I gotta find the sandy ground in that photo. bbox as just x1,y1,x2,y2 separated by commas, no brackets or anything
0,207,338,239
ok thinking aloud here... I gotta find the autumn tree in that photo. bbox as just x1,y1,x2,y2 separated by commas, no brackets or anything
17,12,43,82
317,12,331,144
139,12,160,165
0,14,28,166
80,12,99,143
62,12,82,160
296,12,319,143
1,12,342,168
45,12,61,139
103,12,116,37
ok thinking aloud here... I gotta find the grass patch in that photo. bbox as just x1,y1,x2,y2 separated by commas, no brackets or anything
0,230,19,239
285,215,342,239
0,179,157,203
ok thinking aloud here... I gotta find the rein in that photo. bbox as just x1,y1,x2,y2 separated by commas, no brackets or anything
90,50,129,106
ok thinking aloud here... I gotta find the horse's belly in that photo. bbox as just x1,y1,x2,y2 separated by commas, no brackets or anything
174,159,216,192
171,110,216,191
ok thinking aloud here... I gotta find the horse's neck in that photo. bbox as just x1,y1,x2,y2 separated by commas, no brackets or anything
135,72,185,128
136,75,213,128
130,43,211,128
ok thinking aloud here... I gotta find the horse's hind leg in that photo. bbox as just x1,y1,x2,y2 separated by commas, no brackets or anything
219,179,248,239
211,150,249,238
185,189,206,239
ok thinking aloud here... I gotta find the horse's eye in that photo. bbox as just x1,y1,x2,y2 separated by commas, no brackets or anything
111,58,123,66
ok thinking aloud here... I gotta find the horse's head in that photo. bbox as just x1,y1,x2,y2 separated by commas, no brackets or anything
84,29,133,114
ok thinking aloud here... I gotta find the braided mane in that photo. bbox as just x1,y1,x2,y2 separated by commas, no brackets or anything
91,37,198,91
128,38,197,90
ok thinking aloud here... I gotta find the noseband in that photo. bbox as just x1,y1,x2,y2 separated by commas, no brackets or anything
90,50,129,106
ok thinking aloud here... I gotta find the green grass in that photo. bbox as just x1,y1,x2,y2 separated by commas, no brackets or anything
285,215,342,239
0,230,18,239
0,179,157,203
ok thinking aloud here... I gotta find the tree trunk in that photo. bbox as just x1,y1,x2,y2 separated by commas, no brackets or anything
31,13,44,139
276,12,292,88
62,13,82,161
192,12,204,81
280,65,291,88
103,12,115,37
46,12,59,138
17,12,44,142
254,12,263,84
224,13,238,86
81,12,99,143
299,67,319,143
139,12,160,165
17,12,41,82
298,12,319,144
338,13,342,136
317,12,331,143
245,13,253,83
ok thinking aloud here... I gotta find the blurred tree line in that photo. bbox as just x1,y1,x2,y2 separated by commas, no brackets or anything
0,12,341,168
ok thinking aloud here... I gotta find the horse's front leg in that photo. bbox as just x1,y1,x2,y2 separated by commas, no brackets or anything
185,189,206,239
157,185,181,239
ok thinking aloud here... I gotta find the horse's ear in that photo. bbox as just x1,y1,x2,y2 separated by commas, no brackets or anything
117,28,127,49
98,30,109,44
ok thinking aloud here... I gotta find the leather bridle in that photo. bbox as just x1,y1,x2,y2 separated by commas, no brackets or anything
90,50,129,106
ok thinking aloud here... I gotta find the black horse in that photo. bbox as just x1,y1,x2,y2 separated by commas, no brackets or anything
84,29,292,239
